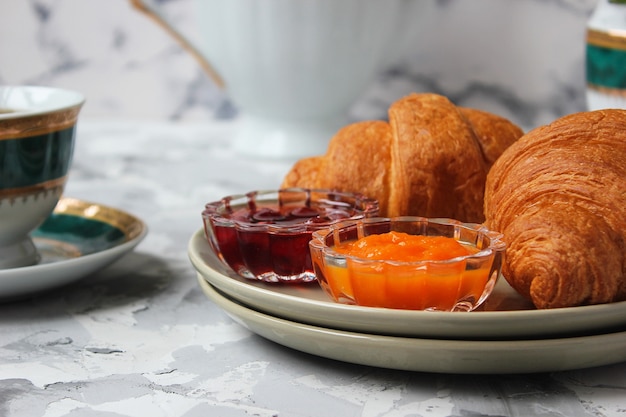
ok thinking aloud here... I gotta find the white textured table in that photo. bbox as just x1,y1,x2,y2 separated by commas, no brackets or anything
0,120,624,417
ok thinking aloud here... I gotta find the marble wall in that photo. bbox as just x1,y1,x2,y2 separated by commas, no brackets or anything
0,0,598,131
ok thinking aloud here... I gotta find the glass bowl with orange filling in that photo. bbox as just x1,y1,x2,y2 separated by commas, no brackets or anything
309,217,505,311
202,188,379,283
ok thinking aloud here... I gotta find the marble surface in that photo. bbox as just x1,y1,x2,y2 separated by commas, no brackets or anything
2,0,626,416
0,120,625,417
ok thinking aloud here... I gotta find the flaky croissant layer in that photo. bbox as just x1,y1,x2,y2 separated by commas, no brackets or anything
282,93,523,223
484,109,626,309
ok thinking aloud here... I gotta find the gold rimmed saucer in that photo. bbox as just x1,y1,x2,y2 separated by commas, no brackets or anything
0,197,147,300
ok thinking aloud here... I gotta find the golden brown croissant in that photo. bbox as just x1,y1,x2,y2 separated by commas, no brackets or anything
282,93,523,222
484,109,626,309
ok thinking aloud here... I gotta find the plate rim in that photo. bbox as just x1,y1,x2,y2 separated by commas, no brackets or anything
188,228,626,340
0,197,148,299
198,275,626,374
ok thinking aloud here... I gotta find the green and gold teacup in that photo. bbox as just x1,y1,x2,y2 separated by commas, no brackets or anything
0,86,85,269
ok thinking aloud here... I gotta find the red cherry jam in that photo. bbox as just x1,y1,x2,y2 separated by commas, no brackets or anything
202,189,379,283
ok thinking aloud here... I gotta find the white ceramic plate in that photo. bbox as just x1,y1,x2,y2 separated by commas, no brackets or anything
0,197,147,300
189,229,626,340
199,276,626,374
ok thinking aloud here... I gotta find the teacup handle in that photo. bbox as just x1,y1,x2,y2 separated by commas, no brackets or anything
129,0,225,88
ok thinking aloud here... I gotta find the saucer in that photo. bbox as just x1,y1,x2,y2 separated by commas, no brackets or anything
0,197,147,300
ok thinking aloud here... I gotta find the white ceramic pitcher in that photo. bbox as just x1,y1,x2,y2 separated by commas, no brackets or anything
131,0,422,160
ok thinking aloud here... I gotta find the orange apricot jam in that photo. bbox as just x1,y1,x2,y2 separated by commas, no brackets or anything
333,231,470,261
323,231,490,310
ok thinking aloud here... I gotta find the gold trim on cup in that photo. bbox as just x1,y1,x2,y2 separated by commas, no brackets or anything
0,106,81,141
587,83,626,97
0,177,67,202
587,28,626,51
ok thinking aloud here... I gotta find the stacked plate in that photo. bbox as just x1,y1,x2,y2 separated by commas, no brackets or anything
188,229,626,374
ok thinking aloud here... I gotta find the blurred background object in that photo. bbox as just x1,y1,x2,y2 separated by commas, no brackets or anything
586,0,626,110
131,0,425,159
0,0,599,133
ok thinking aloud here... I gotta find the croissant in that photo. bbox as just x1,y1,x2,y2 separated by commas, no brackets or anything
282,93,523,222
483,109,626,309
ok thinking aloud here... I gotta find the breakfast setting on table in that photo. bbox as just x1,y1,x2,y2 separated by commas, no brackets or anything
1,0,626,416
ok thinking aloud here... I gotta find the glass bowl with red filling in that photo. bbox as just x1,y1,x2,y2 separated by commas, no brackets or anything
309,217,505,311
202,188,379,283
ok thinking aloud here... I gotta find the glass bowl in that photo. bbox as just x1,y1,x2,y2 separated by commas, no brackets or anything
309,217,505,311
202,188,379,283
